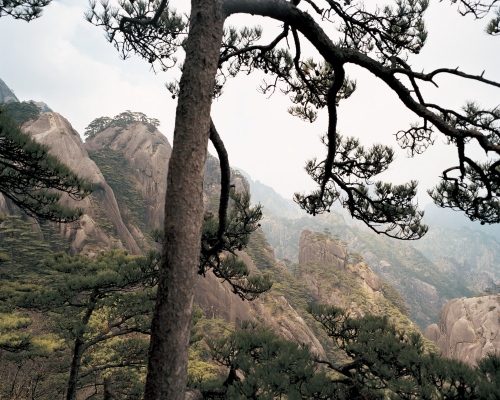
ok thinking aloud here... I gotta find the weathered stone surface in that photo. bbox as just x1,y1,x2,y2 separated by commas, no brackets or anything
423,324,440,344
252,292,326,357
194,267,254,326
424,295,500,365
298,229,414,330
84,122,171,231
299,229,345,269
22,113,141,254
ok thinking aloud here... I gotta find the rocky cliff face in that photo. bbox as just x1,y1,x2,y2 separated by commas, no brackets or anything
20,112,142,255
0,78,19,103
298,229,413,329
424,295,500,365
299,229,346,270
84,122,171,232
1,107,327,356
259,207,476,329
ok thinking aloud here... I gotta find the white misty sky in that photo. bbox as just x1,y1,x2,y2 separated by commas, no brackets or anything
0,0,498,206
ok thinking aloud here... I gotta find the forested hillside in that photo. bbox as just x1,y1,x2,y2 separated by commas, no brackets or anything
0,98,417,398
1,77,500,398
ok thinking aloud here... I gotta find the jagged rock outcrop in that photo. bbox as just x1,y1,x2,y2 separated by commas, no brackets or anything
194,244,326,358
252,292,326,357
298,229,414,329
84,122,171,232
424,295,500,365
0,78,19,103
21,112,142,255
299,229,346,270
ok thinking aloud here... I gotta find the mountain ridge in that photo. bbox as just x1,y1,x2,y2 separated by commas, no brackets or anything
1,76,498,374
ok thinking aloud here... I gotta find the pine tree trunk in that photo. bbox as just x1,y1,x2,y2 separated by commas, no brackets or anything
67,293,97,400
66,338,85,400
103,377,113,400
144,1,226,399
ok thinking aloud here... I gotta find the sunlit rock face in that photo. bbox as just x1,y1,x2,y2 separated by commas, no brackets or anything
424,295,500,365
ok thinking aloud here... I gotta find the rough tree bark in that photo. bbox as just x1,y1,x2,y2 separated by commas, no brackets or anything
143,1,226,399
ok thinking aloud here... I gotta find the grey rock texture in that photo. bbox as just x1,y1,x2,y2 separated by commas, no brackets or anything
424,295,500,365
21,112,141,255
85,122,171,231
298,230,414,331
299,229,346,270
0,78,19,103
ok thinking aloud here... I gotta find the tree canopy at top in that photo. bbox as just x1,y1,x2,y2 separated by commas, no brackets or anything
85,0,500,240
0,0,51,21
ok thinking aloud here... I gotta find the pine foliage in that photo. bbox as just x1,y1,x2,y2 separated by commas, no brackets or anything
0,109,93,222
84,110,160,139
0,0,52,21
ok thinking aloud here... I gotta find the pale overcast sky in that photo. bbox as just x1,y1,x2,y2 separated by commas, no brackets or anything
0,0,498,205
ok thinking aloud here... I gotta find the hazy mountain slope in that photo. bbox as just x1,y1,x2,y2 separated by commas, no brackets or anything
423,203,500,239
0,78,19,103
238,169,305,219
412,225,500,293
243,171,499,329
348,228,473,329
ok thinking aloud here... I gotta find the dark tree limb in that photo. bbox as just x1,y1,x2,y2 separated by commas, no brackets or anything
209,118,230,243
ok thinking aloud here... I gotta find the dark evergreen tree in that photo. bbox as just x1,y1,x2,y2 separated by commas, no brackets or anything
18,250,160,400
0,0,52,21
477,353,500,399
208,324,334,399
0,215,50,275
309,304,500,399
84,110,161,139
1,101,41,124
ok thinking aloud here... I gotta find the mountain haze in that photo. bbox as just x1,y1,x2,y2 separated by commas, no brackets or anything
0,80,414,363
2,77,500,386
242,166,500,329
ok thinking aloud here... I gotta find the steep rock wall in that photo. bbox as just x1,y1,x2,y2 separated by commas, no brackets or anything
84,123,171,231
298,229,414,329
424,295,500,365
299,229,345,270
22,113,141,255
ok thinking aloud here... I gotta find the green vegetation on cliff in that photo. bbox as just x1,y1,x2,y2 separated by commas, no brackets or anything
89,148,148,233
84,111,160,139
